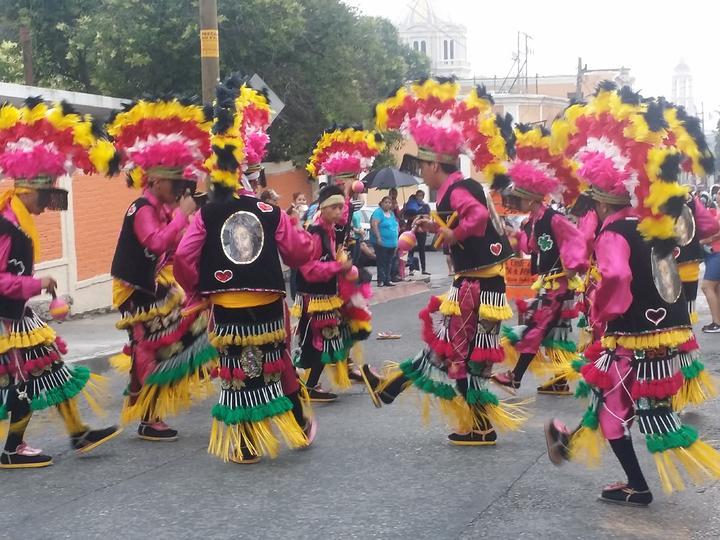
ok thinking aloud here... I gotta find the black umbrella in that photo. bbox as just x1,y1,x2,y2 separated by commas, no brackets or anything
363,167,420,190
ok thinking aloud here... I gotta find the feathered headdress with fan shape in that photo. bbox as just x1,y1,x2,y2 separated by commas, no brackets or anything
107,98,212,189
0,97,119,209
306,124,384,179
203,78,246,193
505,124,580,205
551,81,688,252
374,77,513,185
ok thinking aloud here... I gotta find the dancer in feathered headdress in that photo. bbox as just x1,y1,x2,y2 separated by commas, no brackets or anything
294,125,383,401
174,77,318,464
0,98,121,468
545,82,720,506
491,124,589,396
360,77,528,446
107,97,217,441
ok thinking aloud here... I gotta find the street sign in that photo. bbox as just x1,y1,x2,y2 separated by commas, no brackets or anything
248,73,284,124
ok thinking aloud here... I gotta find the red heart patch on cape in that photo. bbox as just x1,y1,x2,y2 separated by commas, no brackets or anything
214,270,233,283
645,307,667,326
490,243,502,256
257,202,273,212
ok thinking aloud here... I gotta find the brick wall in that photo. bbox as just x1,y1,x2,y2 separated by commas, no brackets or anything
72,173,137,281
265,167,313,208
35,210,63,262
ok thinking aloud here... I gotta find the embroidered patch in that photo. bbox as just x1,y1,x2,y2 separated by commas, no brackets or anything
645,307,667,326
257,202,273,213
490,243,503,256
126,203,137,217
672,246,681,259
8,258,25,275
538,233,554,252
214,269,233,283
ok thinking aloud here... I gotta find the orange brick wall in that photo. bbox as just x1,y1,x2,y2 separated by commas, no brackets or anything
73,173,137,281
35,210,62,262
265,168,313,209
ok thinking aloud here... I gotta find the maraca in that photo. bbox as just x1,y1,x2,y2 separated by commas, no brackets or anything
49,291,70,321
352,180,365,194
398,230,417,252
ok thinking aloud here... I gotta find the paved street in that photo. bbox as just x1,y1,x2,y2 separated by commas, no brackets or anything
5,253,720,540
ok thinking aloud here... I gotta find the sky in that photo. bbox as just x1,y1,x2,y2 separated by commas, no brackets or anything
344,0,720,132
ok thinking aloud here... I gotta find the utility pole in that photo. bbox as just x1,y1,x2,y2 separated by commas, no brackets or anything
575,57,584,101
19,27,33,85
199,0,220,103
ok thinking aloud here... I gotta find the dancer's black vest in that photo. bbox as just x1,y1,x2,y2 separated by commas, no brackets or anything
111,198,158,294
0,216,34,320
676,199,703,265
297,225,338,296
199,196,285,294
602,217,689,336
531,207,562,275
436,178,513,272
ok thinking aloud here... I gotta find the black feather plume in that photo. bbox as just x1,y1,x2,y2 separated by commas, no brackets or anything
644,101,668,132
491,173,512,192
661,195,685,218
619,86,641,105
24,95,44,109
659,153,681,182
595,80,617,94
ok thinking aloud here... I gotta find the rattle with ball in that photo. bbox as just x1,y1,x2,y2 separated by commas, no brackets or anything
351,180,365,194
49,291,70,321
397,231,417,252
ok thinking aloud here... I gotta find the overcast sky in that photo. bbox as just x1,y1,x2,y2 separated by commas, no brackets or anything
345,0,720,131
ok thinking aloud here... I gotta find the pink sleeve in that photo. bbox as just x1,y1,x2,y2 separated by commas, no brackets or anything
298,234,343,282
693,198,720,239
133,205,189,256
449,187,489,243
0,234,42,300
551,213,589,273
515,225,530,255
276,211,319,268
577,210,599,254
591,231,632,324
174,213,206,295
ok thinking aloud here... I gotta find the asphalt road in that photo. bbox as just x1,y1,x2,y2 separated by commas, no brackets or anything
4,276,720,540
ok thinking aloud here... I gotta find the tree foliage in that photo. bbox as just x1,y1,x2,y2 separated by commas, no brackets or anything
0,0,429,164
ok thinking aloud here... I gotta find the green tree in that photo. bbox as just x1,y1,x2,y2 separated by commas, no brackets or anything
1,0,428,163
0,41,23,83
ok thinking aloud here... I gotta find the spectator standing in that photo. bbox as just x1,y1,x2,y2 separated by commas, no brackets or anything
370,196,399,287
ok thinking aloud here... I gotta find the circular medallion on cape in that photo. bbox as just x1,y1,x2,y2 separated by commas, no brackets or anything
220,211,264,265
651,247,682,304
674,204,696,247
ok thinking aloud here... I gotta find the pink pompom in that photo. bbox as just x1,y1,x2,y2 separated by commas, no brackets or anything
397,231,417,252
345,265,359,281
352,180,365,193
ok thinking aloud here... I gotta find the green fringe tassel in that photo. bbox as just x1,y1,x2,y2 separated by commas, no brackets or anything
466,387,499,407
577,313,587,328
571,358,586,372
580,405,599,430
211,395,293,425
321,346,349,365
575,380,591,399
0,403,7,421
680,358,705,380
145,343,217,387
30,365,90,412
400,358,456,401
501,325,521,344
541,337,577,352
646,425,699,454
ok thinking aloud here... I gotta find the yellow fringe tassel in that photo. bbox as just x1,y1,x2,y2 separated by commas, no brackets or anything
325,361,352,390
207,411,308,462
298,382,314,420
0,324,56,354
577,327,593,353
290,299,302,319
119,365,215,424
690,311,699,325
569,426,606,468
109,352,132,374
210,328,286,349
307,295,343,313
115,287,184,330
672,371,719,411
499,336,547,376
349,319,372,335
653,440,720,494
57,398,86,434
439,295,461,316
472,399,531,433
478,303,513,321
602,329,693,351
